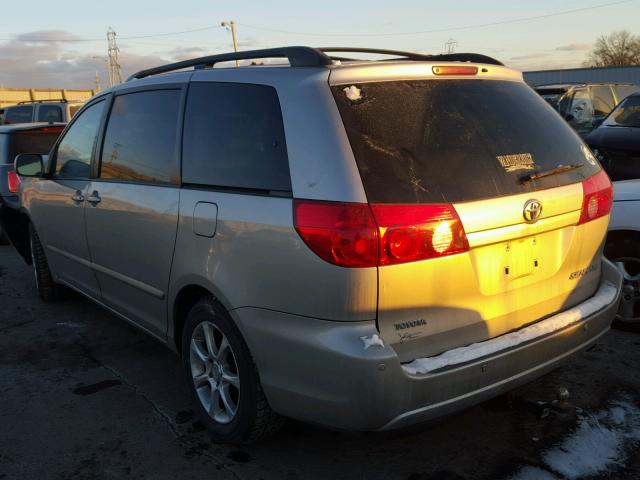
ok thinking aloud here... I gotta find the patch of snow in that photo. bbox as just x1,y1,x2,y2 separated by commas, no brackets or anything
544,400,640,479
343,85,362,101
507,397,640,480
403,281,617,375
360,334,384,350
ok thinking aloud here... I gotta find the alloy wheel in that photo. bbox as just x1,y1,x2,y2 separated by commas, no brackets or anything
190,321,240,424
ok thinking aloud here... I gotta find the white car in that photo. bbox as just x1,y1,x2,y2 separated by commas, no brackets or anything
606,179,640,330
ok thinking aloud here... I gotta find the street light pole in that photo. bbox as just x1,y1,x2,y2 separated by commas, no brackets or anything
221,20,239,67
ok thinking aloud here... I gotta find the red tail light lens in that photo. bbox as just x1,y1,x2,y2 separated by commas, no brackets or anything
293,200,469,268
41,126,64,133
7,170,20,193
578,169,613,225
293,200,378,267
371,204,469,265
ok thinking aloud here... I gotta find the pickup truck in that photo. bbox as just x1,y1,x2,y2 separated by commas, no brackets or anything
0,123,64,244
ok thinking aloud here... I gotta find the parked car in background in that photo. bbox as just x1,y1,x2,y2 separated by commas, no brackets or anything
605,180,640,331
11,47,622,443
0,123,64,245
0,108,5,124
586,92,640,330
586,92,640,182
534,83,639,136
2,100,84,125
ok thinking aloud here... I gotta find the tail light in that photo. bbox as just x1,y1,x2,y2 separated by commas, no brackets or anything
293,200,469,268
7,170,20,193
578,169,613,225
293,201,378,267
371,204,469,265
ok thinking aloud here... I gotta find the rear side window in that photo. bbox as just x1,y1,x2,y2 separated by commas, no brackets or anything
182,82,291,193
37,105,63,123
4,105,33,124
331,80,600,204
591,86,616,117
100,90,180,184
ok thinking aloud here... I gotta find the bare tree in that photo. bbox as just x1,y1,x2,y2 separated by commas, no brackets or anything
585,30,640,67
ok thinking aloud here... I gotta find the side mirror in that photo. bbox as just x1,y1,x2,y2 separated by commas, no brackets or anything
14,153,44,177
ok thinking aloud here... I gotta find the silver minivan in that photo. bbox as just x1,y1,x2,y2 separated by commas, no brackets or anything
12,47,622,443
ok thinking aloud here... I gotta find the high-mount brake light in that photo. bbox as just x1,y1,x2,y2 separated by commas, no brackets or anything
7,170,20,193
432,66,478,76
578,169,613,225
293,200,469,268
41,126,64,133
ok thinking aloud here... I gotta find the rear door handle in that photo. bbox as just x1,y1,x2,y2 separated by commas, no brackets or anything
72,191,84,203
86,191,101,205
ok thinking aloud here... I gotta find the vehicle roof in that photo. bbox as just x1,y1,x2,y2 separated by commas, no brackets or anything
0,122,66,133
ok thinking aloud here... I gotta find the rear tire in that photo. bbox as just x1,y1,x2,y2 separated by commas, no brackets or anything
181,296,284,443
604,238,640,332
29,224,68,302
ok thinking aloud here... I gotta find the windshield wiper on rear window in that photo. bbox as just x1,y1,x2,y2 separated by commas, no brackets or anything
519,164,583,183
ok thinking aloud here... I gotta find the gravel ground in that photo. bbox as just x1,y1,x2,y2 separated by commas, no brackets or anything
0,244,639,480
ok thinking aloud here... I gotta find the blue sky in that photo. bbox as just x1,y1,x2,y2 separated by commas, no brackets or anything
1,0,639,88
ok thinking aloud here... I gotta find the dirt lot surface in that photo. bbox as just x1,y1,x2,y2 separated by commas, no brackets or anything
1,244,639,480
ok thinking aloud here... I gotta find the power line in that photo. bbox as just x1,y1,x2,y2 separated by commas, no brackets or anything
237,0,636,37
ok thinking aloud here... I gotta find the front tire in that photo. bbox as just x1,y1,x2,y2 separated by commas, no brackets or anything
181,297,284,443
29,224,68,302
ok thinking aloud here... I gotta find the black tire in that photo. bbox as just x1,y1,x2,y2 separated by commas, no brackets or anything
604,238,640,332
29,224,68,302
181,296,284,443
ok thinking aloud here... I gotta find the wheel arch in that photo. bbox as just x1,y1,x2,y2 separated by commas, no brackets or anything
169,278,235,356
605,229,640,258
1,207,34,265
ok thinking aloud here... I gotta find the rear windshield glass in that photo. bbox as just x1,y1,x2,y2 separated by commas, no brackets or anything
332,80,600,204
603,95,640,127
0,130,60,164
4,105,33,124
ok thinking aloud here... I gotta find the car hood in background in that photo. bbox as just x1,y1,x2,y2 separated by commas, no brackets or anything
585,126,640,153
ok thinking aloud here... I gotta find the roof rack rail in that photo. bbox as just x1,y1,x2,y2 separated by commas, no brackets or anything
318,47,504,66
127,46,333,81
17,99,69,105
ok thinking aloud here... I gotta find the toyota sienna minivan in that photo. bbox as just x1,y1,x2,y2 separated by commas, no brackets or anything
11,47,622,443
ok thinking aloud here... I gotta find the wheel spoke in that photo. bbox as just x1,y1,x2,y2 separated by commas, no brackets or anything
216,336,230,360
191,339,208,364
221,368,240,388
219,384,237,417
202,323,216,357
209,384,222,417
193,373,209,388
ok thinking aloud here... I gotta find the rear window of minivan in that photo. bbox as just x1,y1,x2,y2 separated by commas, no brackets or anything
332,80,600,204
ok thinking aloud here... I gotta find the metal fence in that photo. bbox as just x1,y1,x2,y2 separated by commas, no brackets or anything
523,66,640,86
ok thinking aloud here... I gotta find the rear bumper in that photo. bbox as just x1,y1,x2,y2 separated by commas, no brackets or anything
232,258,622,431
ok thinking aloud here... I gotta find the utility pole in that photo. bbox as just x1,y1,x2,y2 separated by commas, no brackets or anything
221,20,239,66
94,71,101,92
107,27,123,86
444,38,458,54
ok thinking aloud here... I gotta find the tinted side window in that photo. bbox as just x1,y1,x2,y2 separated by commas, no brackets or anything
37,105,63,123
100,90,180,184
182,82,291,192
55,101,105,178
591,86,616,117
5,105,33,124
